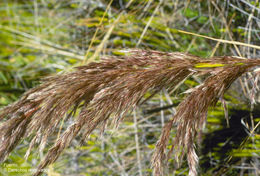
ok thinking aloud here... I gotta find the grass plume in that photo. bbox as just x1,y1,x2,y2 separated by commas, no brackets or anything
0,49,259,176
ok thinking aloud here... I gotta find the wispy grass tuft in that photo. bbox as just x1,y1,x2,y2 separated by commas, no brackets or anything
0,49,259,176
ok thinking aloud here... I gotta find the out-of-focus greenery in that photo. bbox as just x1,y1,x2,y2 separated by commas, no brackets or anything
0,0,259,175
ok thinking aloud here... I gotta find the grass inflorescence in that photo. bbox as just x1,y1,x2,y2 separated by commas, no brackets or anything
0,49,259,176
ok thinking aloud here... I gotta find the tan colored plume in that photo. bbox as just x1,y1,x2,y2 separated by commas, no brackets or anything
0,49,259,176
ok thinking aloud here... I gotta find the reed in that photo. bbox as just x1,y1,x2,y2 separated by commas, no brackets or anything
0,49,259,176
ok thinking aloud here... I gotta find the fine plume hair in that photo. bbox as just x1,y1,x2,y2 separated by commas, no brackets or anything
0,49,259,176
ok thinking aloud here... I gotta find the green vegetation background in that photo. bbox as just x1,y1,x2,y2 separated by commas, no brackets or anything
0,0,259,175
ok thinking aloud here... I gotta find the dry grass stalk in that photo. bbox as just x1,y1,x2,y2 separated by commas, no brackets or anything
0,49,259,176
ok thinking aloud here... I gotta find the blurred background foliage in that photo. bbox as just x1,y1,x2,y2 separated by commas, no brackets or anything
0,0,259,175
